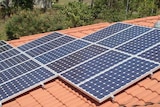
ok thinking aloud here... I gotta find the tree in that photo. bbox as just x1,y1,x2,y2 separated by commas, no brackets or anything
0,0,13,18
61,2,94,27
12,0,34,10
93,0,126,22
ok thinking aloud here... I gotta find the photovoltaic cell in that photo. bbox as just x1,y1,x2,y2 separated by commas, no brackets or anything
0,67,55,101
35,40,90,64
0,54,29,71
25,36,75,57
80,58,159,100
116,29,160,54
82,23,132,42
47,45,108,73
18,32,63,51
0,60,40,83
0,49,20,61
61,50,130,84
0,44,13,53
0,41,6,46
98,26,151,48
139,44,160,63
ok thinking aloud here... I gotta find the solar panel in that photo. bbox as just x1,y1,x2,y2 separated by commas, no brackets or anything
0,49,20,61
0,67,56,102
61,50,130,84
79,58,159,102
25,36,75,57
36,40,90,64
0,54,29,71
47,45,108,73
18,32,63,51
0,44,13,53
98,26,151,48
139,44,160,63
82,23,132,42
116,29,160,54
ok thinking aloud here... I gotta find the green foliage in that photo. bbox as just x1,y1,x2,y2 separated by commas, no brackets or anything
12,0,34,10
93,0,126,22
1,0,160,40
137,0,158,17
93,0,158,22
5,10,65,40
61,1,94,27
0,0,13,18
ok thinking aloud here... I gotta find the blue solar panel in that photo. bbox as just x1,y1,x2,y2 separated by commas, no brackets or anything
0,67,56,101
98,26,151,48
18,32,63,51
47,45,108,73
61,50,130,84
35,40,90,64
0,54,29,71
82,23,132,42
0,41,6,46
0,60,40,83
139,44,160,63
0,49,20,61
117,29,160,54
0,44,13,53
25,36,75,57
79,58,159,101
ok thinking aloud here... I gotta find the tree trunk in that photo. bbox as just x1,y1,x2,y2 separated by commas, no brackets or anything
91,0,94,8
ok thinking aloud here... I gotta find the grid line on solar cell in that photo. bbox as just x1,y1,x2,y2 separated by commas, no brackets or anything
139,44,160,63
0,41,6,46
116,29,160,54
0,44,13,53
82,23,132,42
0,49,20,61
0,60,41,84
79,58,159,101
25,36,75,57
47,45,108,73
18,32,64,51
98,26,151,48
61,50,130,84
0,54,29,71
35,40,90,64
0,67,56,101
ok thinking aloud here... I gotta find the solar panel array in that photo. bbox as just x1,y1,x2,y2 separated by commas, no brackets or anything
61,23,160,102
0,23,160,104
0,40,58,103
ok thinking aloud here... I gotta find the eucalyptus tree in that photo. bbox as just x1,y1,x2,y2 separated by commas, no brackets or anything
0,0,13,18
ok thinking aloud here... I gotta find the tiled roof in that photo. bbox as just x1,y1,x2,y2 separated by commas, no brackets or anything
5,15,160,107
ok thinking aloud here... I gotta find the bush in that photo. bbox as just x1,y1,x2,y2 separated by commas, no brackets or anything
5,10,65,40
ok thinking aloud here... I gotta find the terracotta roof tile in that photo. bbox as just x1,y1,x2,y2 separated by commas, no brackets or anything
3,15,160,107
138,78,158,89
148,95,160,104
152,71,160,81
67,32,87,38
3,100,20,107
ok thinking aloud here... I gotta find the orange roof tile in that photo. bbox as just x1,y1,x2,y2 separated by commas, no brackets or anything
4,15,160,107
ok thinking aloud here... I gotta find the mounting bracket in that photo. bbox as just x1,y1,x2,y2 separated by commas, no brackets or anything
40,82,45,89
